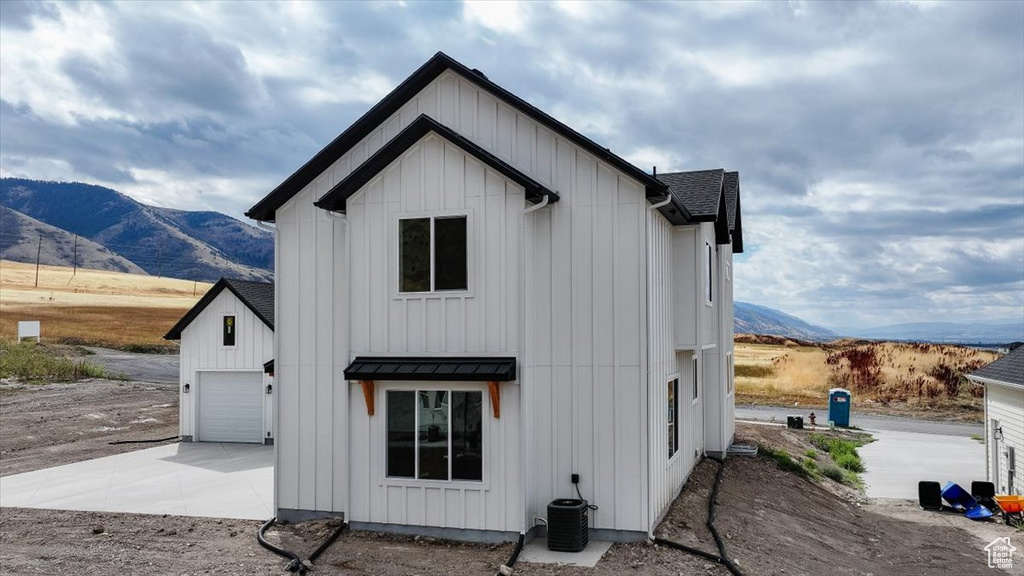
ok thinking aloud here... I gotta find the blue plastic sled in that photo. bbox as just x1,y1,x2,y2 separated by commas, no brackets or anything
942,482,994,521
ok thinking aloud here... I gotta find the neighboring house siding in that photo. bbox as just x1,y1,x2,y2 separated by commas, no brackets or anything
987,383,1024,495
648,211,704,526
178,289,274,440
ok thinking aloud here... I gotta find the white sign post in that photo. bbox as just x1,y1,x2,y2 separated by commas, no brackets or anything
17,321,41,343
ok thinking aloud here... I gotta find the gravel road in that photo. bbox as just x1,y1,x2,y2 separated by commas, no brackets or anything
84,347,178,385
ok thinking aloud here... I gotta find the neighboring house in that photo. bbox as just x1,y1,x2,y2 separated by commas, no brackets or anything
245,52,743,542
165,278,275,445
967,345,1024,495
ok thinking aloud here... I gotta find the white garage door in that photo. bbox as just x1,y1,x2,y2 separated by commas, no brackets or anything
198,371,264,443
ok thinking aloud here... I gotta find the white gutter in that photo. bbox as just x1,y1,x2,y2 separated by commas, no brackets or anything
966,374,1024,390
325,210,349,225
647,195,672,211
256,220,277,232
523,195,549,214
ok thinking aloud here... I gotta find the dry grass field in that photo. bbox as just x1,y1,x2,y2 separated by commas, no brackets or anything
0,260,208,350
734,334,1000,419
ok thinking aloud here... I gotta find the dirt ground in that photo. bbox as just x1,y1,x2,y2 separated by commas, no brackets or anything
0,378,179,476
1,380,1016,576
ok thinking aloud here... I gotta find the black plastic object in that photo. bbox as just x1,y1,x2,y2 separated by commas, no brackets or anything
547,499,589,552
918,481,943,511
972,481,998,511
786,416,804,430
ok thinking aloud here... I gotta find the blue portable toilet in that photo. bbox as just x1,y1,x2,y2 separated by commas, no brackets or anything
828,388,851,427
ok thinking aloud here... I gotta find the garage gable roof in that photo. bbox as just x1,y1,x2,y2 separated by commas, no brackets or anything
164,278,274,340
245,51,670,223
659,169,725,220
968,346,1024,389
724,171,744,253
344,357,517,382
315,115,558,212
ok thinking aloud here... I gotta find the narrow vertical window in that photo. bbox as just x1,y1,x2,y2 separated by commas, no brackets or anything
418,391,449,480
451,391,483,480
727,353,734,395
668,379,679,459
705,242,714,303
223,315,235,347
399,218,431,292
387,391,416,478
434,217,467,291
693,357,699,401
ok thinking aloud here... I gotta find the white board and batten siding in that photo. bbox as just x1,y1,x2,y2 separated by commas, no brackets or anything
987,383,1024,495
275,69,654,534
179,289,274,442
647,211,705,524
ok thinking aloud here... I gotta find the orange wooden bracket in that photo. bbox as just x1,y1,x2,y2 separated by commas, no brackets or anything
361,380,375,416
488,381,500,419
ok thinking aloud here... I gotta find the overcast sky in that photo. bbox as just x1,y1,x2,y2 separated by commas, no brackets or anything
1,0,1021,330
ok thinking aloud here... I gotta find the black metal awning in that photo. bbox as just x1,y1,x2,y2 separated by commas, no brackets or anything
344,357,517,382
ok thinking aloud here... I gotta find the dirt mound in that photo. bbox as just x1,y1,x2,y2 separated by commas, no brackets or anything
656,423,1000,575
735,333,817,347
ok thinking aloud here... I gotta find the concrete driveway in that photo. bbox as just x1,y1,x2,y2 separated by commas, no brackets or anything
0,442,272,520
860,430,985,499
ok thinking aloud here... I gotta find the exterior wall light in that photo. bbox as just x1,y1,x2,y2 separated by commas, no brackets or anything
183,383,190,393
266,384,273,395
995,426,1004,441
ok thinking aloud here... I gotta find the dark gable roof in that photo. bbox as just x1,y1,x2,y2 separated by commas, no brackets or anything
247,51,670,223
316,115,558,212
723,171,744,253
969,346,1024,388
659,169,725,220
344,357,517,382
164,278,274,340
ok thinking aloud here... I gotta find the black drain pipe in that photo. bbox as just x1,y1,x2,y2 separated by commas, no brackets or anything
108,436,179,445
654,458,743,576
257,517,306,573
257,517,349,574
495,533,525,576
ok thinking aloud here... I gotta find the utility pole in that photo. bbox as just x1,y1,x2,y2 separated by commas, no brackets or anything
72,235,78,276
34,231,42,287
192,267,198,296
156,243,162,278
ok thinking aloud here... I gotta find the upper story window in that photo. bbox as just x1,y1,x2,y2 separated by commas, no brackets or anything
223,315,236,347
705,242,714,304
668,378,679,459
399,216,467,293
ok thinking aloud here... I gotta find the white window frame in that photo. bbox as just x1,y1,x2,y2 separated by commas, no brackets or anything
727,352,734,396
667,374,681,464
380,382,489,489
394,210,473,299
704,241,714,306
221,314,238,349
692,356,700,405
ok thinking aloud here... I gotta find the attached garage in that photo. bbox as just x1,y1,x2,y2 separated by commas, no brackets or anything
166,278,275,445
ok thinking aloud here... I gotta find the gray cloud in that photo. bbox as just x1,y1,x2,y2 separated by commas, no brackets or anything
0,0,1021,330
0,0,59,30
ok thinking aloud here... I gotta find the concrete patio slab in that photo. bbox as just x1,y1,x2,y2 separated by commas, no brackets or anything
0,442,272,520
860,429,984,499
519,538,613,567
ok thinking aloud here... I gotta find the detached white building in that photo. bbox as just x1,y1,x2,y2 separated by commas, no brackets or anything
968,346,1024,495
246,52,744,541
165,278,275,445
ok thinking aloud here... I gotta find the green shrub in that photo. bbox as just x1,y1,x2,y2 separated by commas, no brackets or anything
804,449,817,459
821,464,845,483
835,452,865,473
0,341,106,382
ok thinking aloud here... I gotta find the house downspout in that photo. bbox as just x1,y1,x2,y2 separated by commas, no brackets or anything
324,209,351,515
257,218,280,517
523,194,549,215
257,220,277,232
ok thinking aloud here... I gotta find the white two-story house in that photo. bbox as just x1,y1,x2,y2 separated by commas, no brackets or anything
246,52,744,543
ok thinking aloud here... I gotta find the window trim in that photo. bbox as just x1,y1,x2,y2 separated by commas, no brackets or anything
704,241,714,306
667,375,680,463
381,383,489,490
221,314,238,349
393,210,473,299
692,356,700,405
726,352,734,396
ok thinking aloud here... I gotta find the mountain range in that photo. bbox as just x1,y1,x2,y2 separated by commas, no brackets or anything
734,301,836,341
0,178,272,282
